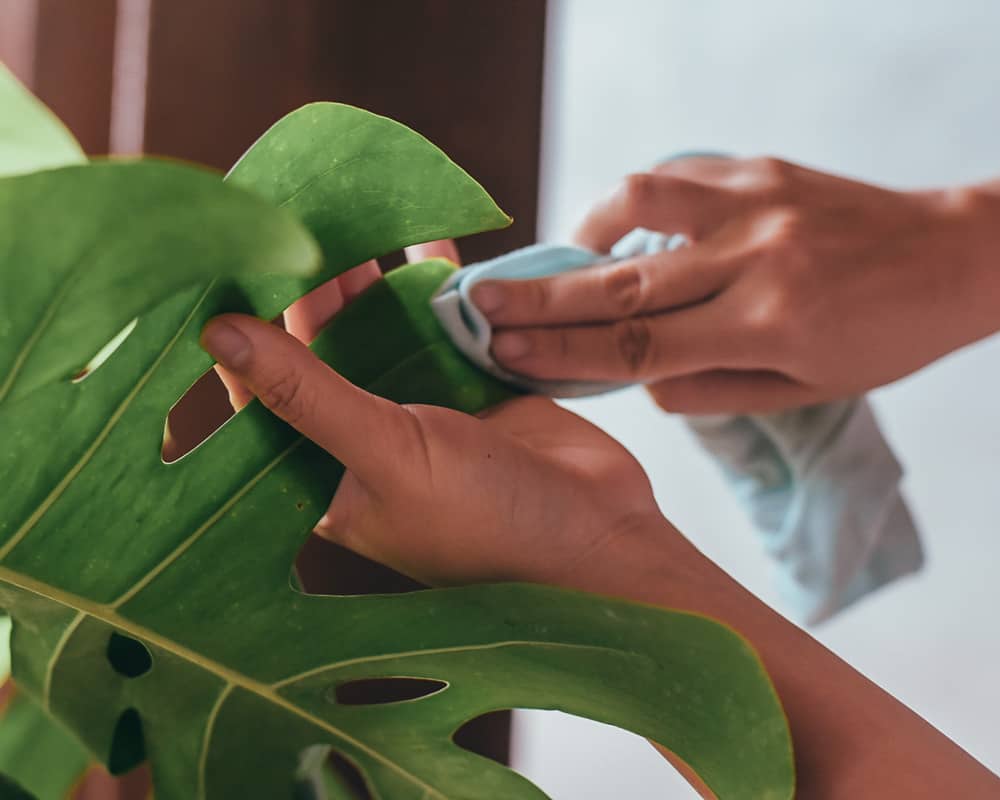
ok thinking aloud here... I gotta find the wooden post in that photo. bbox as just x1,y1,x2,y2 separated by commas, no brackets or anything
2,0,549,771
0,0,117,155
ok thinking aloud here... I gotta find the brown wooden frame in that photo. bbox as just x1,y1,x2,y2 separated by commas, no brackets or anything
1,0,548,774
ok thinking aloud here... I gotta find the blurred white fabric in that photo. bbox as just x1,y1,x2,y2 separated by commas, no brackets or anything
513,1,1000,797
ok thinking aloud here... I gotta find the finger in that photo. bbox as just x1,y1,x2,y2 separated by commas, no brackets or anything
651,155,736,182
229,261,381,412
490,306,765,383
647,370,819,414
214,363,255,410
200,314,412,483
336,259,382,303
405,239,461,265
573,172,732,253
283,276,345,344
470,245,733,327
285,259,383,344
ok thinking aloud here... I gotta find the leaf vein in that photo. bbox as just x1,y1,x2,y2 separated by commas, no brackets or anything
41,610,85,711
1,566,451,799
111,438,306,608
0,284,213,561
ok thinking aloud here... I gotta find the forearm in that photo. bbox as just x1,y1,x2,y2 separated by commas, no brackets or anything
566,518,1000,799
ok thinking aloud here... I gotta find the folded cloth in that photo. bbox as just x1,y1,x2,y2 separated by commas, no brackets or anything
431,228,923,624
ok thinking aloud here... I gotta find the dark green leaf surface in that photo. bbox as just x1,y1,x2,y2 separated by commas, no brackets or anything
0,62,96,800
0,99,794,799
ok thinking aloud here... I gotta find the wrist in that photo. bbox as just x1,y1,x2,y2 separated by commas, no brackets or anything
557,513,1000,798
550,513,714,604
918,183,1000,338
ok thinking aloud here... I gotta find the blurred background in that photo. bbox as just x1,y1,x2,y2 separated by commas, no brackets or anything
3,1,999,797
533,2,1000,796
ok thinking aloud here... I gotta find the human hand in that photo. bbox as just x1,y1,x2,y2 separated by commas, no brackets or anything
200,246,1000,800
470,157,1000,413
202,243,675,590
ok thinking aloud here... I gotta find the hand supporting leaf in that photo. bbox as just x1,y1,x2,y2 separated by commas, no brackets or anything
0,71,794,800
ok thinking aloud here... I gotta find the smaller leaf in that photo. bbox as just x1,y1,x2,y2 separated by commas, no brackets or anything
0,63,86,177
226,102,512,274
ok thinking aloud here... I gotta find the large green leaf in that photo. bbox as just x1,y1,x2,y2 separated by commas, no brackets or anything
0,161,320,405
0,98,794,799
0,64,86,176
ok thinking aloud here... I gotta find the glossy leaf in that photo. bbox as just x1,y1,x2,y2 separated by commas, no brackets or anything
226,102,512,269
0,160,322,405
0,98,794,799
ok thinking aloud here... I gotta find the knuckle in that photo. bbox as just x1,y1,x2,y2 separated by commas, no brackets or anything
526,278,551,313
619,172,658,216
259,369,309,423
602,262,647,316
613,318,655,378
769,212,815,280
749,156,791,180
735,156,796,196
552,328,574,360
743,285,789,334
741,281,810,362
750,207,808,256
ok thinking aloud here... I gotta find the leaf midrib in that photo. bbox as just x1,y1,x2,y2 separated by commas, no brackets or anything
0,284,213,562
0,563,618,800
0,564,450,798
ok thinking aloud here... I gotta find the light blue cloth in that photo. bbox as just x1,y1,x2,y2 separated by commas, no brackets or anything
431,229,923,624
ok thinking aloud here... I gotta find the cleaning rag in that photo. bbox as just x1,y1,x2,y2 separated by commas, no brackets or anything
431,228,923,624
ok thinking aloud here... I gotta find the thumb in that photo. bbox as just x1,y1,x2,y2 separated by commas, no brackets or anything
200,313,412,483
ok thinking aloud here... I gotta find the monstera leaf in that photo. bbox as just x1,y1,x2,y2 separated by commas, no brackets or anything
0,68,795,800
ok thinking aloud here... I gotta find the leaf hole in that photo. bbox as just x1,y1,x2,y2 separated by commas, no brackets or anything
296,745,373,800
70,318,137,383
330,677,447,706
293,534,426,597
161,367,235,463
452,712,512,765
161,270,380,463
106,632,152,678
162,314,289,463
107,707,145,775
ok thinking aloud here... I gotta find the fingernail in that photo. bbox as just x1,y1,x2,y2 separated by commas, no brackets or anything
471,282,505,315
200,319,252,370
493,331,531,361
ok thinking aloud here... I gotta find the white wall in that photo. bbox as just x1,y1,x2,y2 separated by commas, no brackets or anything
513,1,1000,796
